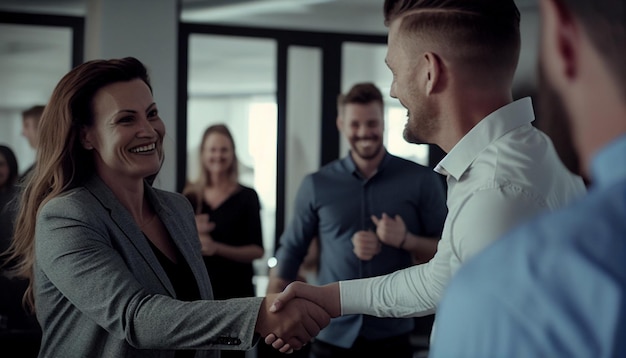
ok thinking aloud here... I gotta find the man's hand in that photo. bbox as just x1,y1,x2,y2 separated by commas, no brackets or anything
265,282,340,353
255,293,331,353
371,213,407,248
351,230,381,260
269,281,340,317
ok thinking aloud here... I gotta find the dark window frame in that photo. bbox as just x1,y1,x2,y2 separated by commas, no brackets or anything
0,11,84,69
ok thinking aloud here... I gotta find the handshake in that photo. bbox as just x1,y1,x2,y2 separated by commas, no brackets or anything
255,282,339,354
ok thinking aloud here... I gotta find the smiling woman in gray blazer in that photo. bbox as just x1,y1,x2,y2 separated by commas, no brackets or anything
2,57,329,358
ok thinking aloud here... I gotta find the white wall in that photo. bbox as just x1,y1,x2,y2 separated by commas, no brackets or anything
284,46,322,227
85,0,178,191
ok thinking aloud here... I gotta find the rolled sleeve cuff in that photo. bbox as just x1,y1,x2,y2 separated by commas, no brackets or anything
339,279,369,316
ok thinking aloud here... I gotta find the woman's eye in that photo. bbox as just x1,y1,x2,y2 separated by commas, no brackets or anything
118,116,134,123
148,109,159,118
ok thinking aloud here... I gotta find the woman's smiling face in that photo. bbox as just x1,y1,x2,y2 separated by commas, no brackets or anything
202,132,235,177
81,79,165,185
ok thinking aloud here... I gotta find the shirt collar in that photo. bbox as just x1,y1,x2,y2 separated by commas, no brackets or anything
590,133,626,188
434,97,535,179
342,149,391,178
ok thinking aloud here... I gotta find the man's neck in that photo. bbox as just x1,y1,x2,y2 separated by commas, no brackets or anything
351,149,385,179
438,89,514,152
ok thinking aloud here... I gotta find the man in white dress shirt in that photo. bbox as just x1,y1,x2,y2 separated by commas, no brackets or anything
429,0,626,355
265,0,586,353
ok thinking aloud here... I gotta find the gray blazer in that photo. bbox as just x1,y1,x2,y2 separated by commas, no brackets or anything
34,175,263,358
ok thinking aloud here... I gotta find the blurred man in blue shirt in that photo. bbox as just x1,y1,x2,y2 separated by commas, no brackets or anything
267,82,447,358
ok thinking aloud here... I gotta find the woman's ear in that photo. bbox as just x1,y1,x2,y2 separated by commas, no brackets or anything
80,127,93,150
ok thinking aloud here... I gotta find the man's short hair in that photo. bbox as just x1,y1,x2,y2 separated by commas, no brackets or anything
337,82,384,116
383,0,521,82
22,105,46,123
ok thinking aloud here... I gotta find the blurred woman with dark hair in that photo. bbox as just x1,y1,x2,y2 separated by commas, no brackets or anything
0,144,19,252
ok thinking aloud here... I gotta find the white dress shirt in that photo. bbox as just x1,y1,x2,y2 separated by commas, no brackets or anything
340,97,586,318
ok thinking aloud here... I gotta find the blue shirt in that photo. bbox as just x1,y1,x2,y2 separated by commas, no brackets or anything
275,150,447,348
430,134,626,358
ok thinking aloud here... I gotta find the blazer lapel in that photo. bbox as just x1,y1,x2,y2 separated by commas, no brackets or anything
84,176,176,296
145,184,213,299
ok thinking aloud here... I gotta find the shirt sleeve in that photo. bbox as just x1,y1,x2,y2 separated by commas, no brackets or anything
339,234,453,317
274,175,318,281
451,184,548,262
339,183,548,318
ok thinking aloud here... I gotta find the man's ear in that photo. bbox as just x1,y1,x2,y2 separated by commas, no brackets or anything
336,116,343,133
423,52,442,95
541,0,581,83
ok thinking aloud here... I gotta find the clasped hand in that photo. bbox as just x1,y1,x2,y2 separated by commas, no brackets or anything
352,213,407,260
371,213,407,248
256,292,332,353
264,282,340,353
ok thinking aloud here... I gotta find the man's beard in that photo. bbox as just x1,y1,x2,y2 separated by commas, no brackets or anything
402,98,439,145
351,138,383,160
536,66,582,177
403,114,424,144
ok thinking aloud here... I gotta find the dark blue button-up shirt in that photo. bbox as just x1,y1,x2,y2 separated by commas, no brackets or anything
275,150,447,347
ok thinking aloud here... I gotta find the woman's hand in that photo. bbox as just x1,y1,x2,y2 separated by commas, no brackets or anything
199,233,218,256
195,214,216,256
194,214,215,234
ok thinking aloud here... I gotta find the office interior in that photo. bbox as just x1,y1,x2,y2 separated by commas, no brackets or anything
0,0,540,355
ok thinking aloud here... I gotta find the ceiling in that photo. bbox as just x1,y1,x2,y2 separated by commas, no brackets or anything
0,0,540,112
0,0,539,34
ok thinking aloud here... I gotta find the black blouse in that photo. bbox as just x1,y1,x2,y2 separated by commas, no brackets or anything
187,185,263,300
148,238,200,358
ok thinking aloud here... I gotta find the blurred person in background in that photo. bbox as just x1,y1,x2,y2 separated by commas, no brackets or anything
430,0,626,356
1,145,41,355
0,144,20,245
267,82,447,358
19,105,45,183
183,124,264,358
1,144,21,255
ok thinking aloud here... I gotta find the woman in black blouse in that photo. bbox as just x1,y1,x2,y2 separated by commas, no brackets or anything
183,124,264,309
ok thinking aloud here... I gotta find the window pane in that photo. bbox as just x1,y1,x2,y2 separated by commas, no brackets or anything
0,24,72,172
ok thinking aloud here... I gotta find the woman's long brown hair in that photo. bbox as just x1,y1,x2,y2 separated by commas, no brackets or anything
2,57,154,312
